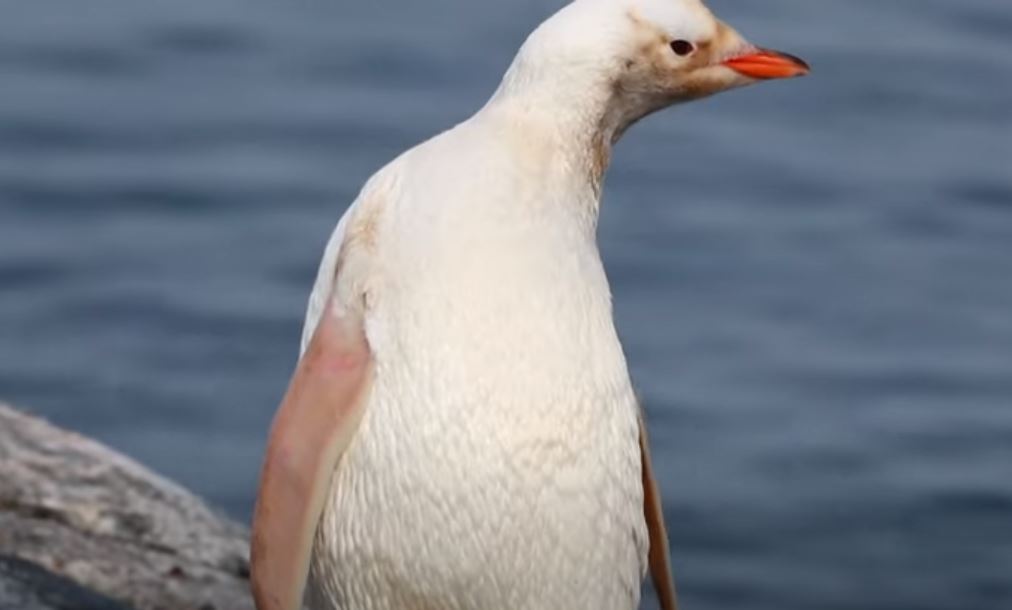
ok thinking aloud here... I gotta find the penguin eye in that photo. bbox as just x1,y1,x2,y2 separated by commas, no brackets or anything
670,40,694,56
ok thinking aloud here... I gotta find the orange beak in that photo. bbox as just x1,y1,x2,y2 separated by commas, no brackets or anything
723,49,810,80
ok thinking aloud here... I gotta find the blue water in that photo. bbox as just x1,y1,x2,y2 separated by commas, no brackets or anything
2,0,1011,608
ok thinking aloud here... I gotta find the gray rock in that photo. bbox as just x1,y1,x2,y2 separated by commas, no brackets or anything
0,555,135,610
0,404,254,610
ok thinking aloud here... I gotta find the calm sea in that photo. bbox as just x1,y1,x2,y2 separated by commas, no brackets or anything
1,0,1010,608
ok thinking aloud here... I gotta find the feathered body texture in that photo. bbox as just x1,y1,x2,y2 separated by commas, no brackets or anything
304,96,649,607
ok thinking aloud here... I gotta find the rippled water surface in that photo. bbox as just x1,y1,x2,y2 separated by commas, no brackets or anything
2,1,1011,608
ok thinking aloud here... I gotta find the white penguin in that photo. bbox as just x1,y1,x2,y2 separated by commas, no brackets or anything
250,1,808,609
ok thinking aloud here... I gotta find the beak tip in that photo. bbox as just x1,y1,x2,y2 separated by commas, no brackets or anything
783,52,812,76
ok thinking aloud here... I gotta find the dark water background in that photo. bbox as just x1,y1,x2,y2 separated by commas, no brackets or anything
2,0,1011,608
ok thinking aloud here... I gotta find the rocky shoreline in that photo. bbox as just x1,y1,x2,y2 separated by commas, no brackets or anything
0,404,254,610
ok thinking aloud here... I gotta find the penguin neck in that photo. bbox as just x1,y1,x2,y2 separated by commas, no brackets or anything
482,73,623,205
